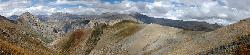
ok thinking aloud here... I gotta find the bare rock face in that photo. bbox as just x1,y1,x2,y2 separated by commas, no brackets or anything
18,12,37,24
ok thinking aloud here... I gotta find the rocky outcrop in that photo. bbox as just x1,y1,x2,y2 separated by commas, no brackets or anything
17,12,54,43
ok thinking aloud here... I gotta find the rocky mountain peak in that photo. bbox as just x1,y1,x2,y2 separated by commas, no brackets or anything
18,12,39,24
20,12,33,18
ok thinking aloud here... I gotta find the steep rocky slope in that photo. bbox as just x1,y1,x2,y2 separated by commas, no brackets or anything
0,15,52,55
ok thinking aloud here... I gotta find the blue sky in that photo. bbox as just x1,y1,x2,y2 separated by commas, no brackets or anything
0,0,250,25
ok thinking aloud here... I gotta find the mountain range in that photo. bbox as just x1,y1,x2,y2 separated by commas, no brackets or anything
0,12,249,55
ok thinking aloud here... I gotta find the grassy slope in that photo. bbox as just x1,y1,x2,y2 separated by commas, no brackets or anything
87,20,143,55
53,23,106,55
57,20,142,55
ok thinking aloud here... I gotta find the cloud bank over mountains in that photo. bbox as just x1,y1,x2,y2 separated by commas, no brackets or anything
0,0,250,25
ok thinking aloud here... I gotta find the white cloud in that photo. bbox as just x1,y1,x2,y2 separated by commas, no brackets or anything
0,0,31,10
226,0,250,11
62,7,98,15
1,0,250,25
150,0,250,25
1,5,60,16
0,0,32,16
